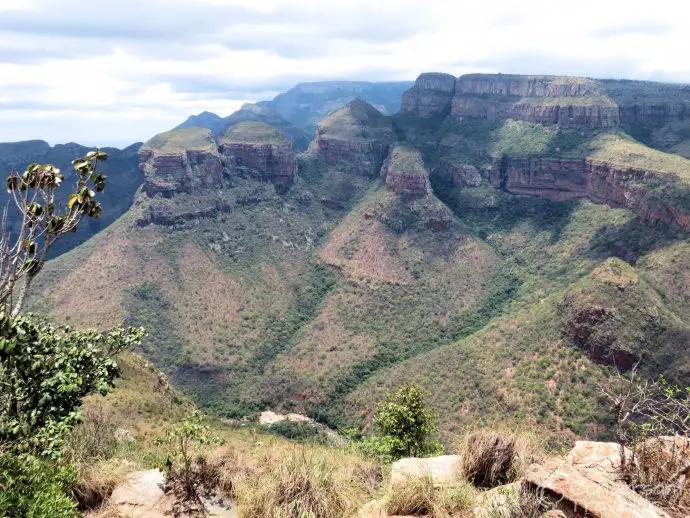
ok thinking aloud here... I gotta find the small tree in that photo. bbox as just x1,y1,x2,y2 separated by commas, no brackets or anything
157,410,223,514
0,151,146,511
2,151,108,316
600,369,690,513
371,383,442,460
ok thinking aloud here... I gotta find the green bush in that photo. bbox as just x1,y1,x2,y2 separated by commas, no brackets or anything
0,454,78,518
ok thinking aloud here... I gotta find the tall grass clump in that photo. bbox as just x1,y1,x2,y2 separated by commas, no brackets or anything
457,428,545,489
232,445,375,518
385,474,476,518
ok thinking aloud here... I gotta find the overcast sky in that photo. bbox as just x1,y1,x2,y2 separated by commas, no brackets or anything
1,0,689,147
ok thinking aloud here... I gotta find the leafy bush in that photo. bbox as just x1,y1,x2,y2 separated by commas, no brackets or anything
0,453,78,517
368,383,442,461
268,421,329,445
0,314,145,458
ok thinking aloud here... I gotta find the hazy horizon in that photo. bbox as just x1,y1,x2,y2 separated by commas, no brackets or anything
1,0,689,147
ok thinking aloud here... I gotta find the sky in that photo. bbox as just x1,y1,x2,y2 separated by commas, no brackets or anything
1,0,689,147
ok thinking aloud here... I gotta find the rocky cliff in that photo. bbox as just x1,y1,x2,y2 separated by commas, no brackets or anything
312,99,397,177
139,127,223,197
487,154,690,230
220,121,298,187
381,142,432,196
452,74,620,129
400,73,456,118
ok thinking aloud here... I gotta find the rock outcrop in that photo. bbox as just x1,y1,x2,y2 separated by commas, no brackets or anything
438,160,483,187
139,127,223,197
525,460,671,518
220,121,298,187
390,455,462,486
487,155,690,231
452,74,620,129
401,72,457,118
381,142,432,196
312,99,396,177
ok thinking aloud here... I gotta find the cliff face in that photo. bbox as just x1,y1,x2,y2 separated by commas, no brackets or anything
220,121,297,187
451,74,620,129
400,73,456,118
139,127,223,197
312,99,396,177
488,155,690,230
381,142,432,196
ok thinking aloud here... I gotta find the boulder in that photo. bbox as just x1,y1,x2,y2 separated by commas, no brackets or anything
390,455,462,486
525,460,672,518
108,469,166,517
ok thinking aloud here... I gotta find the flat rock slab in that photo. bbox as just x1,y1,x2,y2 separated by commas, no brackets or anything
525,461,671,518
565,441,630,482
110,469,165,507
391,455,462,486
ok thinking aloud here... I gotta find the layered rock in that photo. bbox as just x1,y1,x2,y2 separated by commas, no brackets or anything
452,74,620,129
400,72,457,118
438,159,483,187
139,127,222,197
381,142,432,196
487,155,690,230
312,99,396,177
220,121,297,187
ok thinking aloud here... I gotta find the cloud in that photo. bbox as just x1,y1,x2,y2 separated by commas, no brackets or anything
0,0,689,146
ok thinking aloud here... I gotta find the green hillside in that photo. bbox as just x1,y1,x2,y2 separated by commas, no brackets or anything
26,76,690,447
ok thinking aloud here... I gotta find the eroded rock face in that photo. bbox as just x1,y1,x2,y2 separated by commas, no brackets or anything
139,127,223,197
487,156,690,230
438,160,483,187
220,121,297,187
401,72,457,118
381,142,432,196
452,74,620,129
313,99,396,177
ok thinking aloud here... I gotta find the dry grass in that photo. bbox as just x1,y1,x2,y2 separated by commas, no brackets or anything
385,474,476,518
457,428,546,489
232,445,376,518
630,436,690,516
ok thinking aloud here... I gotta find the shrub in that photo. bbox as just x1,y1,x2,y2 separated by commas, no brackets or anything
458,429,544,489
371,383,443,460
0,453,79,517
385,474,475,518
600,372,690,514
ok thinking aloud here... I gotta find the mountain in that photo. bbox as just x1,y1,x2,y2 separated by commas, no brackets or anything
176,104,311,151
256,80,414,134
28,73,690,445
0,140,143,258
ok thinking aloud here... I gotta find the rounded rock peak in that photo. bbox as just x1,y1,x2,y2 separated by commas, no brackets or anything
220,120,289,145
141,127,217,153
413,72,457,92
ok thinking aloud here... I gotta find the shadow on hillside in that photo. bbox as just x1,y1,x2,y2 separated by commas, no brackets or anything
586,217,685,264
431,177,578,245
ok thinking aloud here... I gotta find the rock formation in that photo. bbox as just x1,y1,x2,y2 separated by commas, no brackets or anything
139,127,223,197
487,155,690,231
381,142,432,196
400,72,456,118
312,99,396,177
220,121,298,187
452,74,620,129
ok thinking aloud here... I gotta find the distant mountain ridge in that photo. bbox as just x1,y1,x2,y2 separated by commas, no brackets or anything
0,139,143,258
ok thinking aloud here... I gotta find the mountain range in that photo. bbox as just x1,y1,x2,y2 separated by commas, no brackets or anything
16,72,690,443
